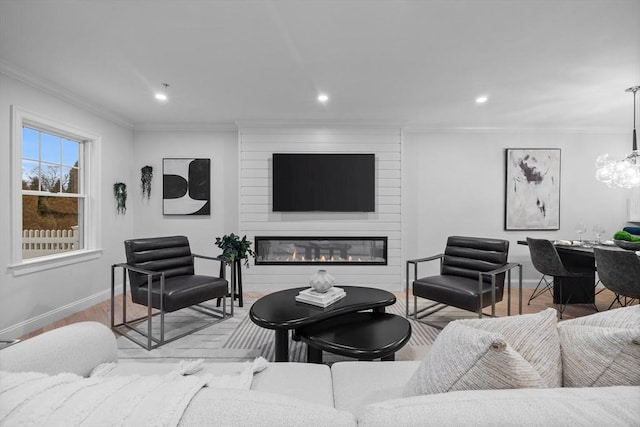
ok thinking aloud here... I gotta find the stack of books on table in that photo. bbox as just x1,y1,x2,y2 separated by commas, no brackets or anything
295,287,346,308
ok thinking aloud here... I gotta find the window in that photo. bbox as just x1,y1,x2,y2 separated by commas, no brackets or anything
10,106,102,275
22,127,84,259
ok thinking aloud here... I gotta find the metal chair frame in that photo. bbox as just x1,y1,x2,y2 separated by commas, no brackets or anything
110,254,231,351
527,274,554,304
405,255,522,329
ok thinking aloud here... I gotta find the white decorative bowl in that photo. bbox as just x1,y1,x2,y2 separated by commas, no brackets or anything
613,239,640,251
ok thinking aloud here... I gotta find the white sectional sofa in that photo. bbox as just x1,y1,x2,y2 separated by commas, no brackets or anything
2,307,639,426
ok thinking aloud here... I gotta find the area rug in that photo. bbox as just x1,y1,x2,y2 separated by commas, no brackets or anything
116,298,473,363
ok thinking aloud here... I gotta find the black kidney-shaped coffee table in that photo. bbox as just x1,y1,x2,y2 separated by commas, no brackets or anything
296,311,412,363
249,286,396,362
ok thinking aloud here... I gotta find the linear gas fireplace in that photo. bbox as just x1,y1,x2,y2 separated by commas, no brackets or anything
254,236,387,266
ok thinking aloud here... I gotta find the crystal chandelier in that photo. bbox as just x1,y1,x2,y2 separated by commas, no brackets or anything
595,85,640,188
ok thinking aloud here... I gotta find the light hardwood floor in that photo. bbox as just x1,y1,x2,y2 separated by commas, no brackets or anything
19,287,624,341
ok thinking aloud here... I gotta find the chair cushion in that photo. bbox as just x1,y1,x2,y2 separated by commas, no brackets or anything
558,305,640,387
403,308,561,396
413,274,504,312
132,275,228,312
441,236,509,283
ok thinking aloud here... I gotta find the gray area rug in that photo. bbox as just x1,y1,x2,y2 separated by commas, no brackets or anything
116,298,474,363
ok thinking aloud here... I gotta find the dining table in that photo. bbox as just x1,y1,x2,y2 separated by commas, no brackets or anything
517,240,626,305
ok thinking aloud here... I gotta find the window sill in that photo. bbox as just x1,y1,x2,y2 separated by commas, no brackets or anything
7,249,103,276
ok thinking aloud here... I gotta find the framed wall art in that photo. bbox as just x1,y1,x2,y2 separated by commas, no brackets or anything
162,158,210,215
504,148,560,230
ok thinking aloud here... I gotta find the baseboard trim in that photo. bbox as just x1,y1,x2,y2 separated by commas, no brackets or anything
0,287,122,340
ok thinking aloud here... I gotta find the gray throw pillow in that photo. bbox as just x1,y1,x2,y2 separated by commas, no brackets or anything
403,308,561,396
558,305,640,387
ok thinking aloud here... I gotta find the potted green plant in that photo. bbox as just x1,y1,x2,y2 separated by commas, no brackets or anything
215,233,255,267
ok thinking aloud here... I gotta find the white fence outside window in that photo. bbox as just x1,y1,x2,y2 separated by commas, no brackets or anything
22,226,79,259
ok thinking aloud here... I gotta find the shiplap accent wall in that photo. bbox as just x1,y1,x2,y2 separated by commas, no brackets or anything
239,126,402,292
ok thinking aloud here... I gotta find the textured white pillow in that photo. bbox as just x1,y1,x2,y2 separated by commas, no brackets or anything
561,304,640,328
558,305,640,387
403,308,561,396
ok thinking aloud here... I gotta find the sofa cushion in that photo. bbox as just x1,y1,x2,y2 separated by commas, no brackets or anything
0,321,117,377
359,386,640,427
106,361,335,407
403,308,561,396
178,389,357,427
558,305,640,387
331,361,421,416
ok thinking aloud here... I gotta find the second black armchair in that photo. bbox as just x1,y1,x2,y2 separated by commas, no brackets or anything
406,236,522,327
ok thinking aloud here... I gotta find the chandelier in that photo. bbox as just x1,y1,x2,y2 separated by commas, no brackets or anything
595,85,640,188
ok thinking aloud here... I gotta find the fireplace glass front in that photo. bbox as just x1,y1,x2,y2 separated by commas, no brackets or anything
254,236,387,265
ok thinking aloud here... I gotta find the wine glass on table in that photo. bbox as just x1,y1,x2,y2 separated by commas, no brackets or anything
592,225,605,245
575,223,587,244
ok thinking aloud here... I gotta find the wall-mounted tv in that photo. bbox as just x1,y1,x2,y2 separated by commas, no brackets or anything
272,153,375,212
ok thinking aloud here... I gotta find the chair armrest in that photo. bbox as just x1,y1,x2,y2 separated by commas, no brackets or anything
407,254,444,265
193,253,225,263
192,254,227,279
113,262,163,277
479,262,522,278
0,322,117,377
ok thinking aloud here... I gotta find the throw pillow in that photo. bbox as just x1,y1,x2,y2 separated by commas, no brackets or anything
403,308,561,397
561,304,640,329
558,305,640,387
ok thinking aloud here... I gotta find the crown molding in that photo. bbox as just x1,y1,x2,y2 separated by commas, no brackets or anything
235,119,405,132
401,125,627,134
1,61,134,129
134,122,238,132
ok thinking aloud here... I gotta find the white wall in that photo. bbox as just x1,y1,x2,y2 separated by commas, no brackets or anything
402,129,634,286
0,73,135,338
131,128,239,277
238,126,402,291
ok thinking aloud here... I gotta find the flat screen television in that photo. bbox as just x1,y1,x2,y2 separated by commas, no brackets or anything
272,153,375,212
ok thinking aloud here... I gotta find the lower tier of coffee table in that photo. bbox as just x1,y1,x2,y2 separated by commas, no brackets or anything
296,312,412,363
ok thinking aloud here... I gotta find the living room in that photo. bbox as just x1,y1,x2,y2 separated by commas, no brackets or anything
1,1,639,342
2,2,640,425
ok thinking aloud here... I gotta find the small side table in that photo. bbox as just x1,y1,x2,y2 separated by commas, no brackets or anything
217,258,244,312
296,312,411,363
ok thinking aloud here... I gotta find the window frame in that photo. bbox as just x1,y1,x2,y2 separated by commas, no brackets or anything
9,106,103,276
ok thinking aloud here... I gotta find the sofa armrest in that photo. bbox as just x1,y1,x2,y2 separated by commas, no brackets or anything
0,321,117,377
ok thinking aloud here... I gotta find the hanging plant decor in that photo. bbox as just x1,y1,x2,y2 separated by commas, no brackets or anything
141,165,153,199
114,182,127,214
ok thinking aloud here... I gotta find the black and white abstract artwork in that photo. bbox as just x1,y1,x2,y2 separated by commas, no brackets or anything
505,148,560,230
162,158,210,215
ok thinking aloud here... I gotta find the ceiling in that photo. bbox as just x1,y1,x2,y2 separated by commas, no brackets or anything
1,0,639,129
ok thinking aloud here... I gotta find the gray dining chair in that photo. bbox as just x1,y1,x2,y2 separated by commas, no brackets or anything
593,248,640,309
526,238,595,318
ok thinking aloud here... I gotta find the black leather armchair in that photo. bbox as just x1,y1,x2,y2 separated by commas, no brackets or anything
111,235,231,350
406,236,522,327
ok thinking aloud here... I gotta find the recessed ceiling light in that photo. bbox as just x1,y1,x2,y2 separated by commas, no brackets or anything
155,83,170,102
318,93,329,103
476,96,488,104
